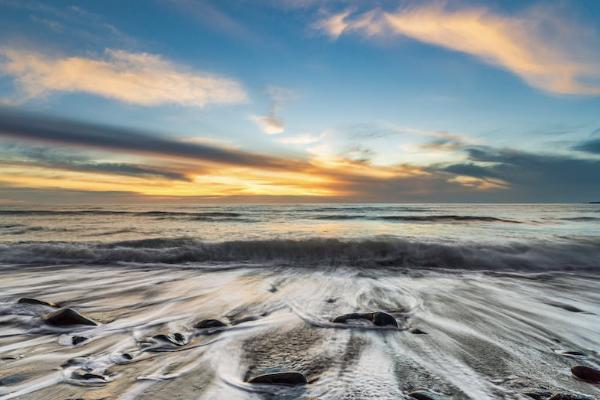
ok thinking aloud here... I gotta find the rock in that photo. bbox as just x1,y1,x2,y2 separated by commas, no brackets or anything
524,391,552,399
410,328,428,335
194,319,227,329
571,365,600,383
560,351,586,357
152,333,186,345
248,371,307,385
549,394,595,400
71,370,107,381
372,312,398,327
43,308,97,327
18,298,58,308
72,336,88,345
332,312,373,324
408,390,448,400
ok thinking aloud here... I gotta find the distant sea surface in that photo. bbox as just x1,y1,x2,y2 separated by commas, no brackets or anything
0,203,599,270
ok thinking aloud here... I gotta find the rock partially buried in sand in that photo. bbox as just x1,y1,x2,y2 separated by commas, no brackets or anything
18,298,58,308
332,311,398,328
248,371,307,386
408,390,448,400
410,328,428,335
72,336,88,345
194,319,227,329
372,312,398,327
44,308,97,327
571,365,600,383
549,393,596,400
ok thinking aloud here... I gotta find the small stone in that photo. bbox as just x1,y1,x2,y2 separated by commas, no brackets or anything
372,312,398,327
248,371,307,386
332,312,372,324
549,393,595,400
410,328,428,335
408,390,448,400
121,353,133,360
194,319,227,329
523,390,552,399
571,365,600,383
44,308,97,327
152,333,186,346
560,351,586,357
72,336,88,345
18,298,58,308
71,370,107,381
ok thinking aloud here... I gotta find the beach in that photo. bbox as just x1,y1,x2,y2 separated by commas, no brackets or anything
0,204,599,399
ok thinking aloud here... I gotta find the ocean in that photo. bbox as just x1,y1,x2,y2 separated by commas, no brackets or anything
0,204,599,399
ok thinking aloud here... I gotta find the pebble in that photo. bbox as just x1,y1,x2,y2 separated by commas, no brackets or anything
248,371,307,385
194,319,227,329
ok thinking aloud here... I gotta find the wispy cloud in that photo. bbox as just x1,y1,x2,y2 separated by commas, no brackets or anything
0,48,248,106
251,86,296,134
317,3,600,95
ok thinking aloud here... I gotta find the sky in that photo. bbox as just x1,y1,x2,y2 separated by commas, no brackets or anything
0,0,599,204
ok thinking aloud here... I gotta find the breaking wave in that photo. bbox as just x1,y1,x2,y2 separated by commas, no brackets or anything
1,237,598,271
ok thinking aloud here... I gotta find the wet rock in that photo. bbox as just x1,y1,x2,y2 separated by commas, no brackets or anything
332,312,372,324
408,390,448,400
153,333,186,346
71,370,107,382
121,353,133,360
549,394,595,400
18,298,58,308
44,308,97,327
372,311,398,327
248,371,307,385
524,390,552,399
325,298,337,303
72,336,88,345
571,365,600,383
194,319,227,329
410,328,428,335
560,351,586,357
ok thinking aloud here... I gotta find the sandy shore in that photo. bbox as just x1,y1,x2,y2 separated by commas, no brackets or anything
0,264,599,399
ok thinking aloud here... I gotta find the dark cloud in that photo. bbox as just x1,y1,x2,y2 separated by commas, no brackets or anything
572,138,600,154
438,146,600,201
0,109,303,171
0,143,191,181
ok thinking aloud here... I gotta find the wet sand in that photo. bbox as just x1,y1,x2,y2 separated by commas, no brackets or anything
0,263,599,399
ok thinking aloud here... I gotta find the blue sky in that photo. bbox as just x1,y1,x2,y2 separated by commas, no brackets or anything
0,0,599,203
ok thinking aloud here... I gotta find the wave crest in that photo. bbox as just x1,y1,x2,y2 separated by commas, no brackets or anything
1,237,598,271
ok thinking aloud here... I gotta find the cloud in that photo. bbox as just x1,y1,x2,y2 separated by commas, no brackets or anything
317,3,600,95
573,138,600,154
0,143,191,181
0,109,300,170
0,48,248,106
251,86,296,134
437,146,600,201
250,114,285,135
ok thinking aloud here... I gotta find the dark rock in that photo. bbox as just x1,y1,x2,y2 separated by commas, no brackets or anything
561,351,586,357
248,371,307,386
410,328,428,335
332,312,373,324
325,298,337,303
194,319,227,329
524,391,552,399
571,365,600,383
548,303,584,313
71,370,107,381
549,394,595,400
121,353,133,360
408,390,448,400
72,336,88,345
18,298,58,308
372,312,398,327
152,333,186,346
44,308,97,327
